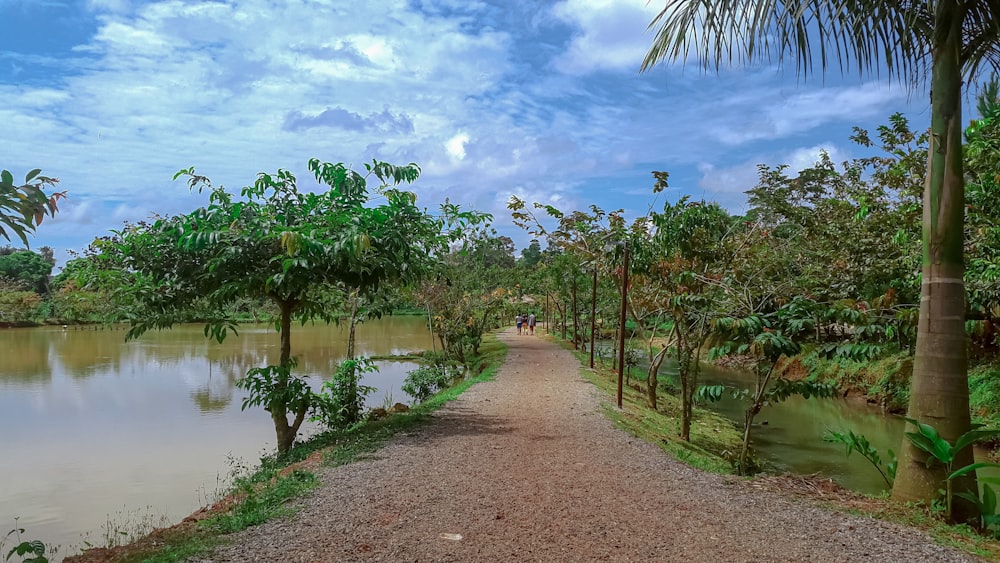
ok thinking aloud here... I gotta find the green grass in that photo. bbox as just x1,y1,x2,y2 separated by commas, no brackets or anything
204,470,319,533
565,345,742,475
118,334,507,563
970,362,1000,429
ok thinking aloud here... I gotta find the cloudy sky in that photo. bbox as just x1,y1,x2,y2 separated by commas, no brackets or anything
3,0,929,268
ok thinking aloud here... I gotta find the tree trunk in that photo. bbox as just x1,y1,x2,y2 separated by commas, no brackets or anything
562,300,568,341
590,268,598,368
646,346,667,410
737,363,774,475
426,304,436,354
892,3,977,524
347,291,359,360
272,298,302,454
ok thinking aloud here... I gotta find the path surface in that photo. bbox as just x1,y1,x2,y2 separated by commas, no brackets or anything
200,329,980,562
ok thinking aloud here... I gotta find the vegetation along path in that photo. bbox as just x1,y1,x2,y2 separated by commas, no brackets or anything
198,329,978,562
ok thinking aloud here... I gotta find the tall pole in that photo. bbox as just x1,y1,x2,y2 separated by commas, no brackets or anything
617,241,630,409
545,293,550,335
589,267,597,369
571,275,579,349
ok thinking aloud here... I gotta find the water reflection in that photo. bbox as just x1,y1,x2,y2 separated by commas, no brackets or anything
652,358,906,495
0,317,431,561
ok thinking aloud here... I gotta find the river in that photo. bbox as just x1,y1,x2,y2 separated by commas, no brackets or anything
0,316,431,560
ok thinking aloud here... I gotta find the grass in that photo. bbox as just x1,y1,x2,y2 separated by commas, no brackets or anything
113,334,508,563
970,362,1000,429
563,343,742,475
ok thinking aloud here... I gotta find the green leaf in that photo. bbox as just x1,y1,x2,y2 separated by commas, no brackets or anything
948,462,1000,481
953,428,1000,455
24,168,42,183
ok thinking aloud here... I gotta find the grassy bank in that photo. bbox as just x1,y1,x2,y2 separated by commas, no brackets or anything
70,335,507,563
788,347,1000,429
559,343,742,475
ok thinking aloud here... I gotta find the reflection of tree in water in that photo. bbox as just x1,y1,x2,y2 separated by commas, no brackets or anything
49,326,131,377
0,327,52,383
190,388,231,412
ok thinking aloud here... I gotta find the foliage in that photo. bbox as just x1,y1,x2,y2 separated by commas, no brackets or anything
403,363,462,403
237,362,311,418
903,418,1000,523
642,0,1000,513
3,525,47,563
310,358,379,430
205,470,318,534
0,168,65,247
417,226,512,364
824,428,898,487
85,157,487,453
0,250,52,294
0,291,42,324
709,307,840,475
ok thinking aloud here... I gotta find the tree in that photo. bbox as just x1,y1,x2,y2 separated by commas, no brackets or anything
104,158,485,453
643,0,1000,521
520,239,542,268
0,168,65,247
0,249,54,294
644,195,733,439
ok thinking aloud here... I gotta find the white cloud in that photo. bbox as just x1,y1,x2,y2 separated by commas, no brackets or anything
445,132,470,160
697,143,851,211
550,0,661,74
3,0,928,262
712,80,904,145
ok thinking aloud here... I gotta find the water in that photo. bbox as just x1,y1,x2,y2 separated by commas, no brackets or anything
0,316,431,558
692,362,904,494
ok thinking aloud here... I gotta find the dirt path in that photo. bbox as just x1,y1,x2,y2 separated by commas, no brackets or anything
199,329,980,562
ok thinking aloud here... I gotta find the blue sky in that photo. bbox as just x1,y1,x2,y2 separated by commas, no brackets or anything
3,0,930,268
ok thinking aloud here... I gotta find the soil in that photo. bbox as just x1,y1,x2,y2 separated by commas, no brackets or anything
71,328,987,562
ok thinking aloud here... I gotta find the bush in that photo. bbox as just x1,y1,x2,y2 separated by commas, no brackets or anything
310,358,378,430
403,364,461,402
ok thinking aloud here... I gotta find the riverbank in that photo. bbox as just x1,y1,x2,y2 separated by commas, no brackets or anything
69,328,1000,562
61,334,508,563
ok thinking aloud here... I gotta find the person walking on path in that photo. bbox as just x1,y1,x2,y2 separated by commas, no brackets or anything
527,312,536,335
196,326,978,562
515,313,523,335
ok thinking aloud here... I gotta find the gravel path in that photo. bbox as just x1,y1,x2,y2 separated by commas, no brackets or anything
199,329,981,562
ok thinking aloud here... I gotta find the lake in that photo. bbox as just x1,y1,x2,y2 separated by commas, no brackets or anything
0,316,432,559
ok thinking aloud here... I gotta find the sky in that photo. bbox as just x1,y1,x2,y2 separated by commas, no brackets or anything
2,0,933,269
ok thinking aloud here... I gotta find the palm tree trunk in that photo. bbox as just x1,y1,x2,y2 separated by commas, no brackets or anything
892,2,977,524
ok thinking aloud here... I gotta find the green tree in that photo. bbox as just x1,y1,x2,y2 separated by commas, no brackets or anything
520,239,542,268
643,0,1000,521
0,169,65,247
0,249,54,294
643,195,733,439
104,159,484,453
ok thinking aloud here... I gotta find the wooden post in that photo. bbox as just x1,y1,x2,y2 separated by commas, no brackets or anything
589,267,597,369
571,274,579,349
617,241,630,409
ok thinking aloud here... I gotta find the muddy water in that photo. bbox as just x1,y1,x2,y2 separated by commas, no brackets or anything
0,317,431,559
657,359,999,497
691,363,904,494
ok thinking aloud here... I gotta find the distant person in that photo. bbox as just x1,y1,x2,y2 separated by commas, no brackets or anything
515,313,523,335
528,312,536,335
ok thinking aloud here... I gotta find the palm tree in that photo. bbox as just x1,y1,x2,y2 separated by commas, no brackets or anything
642,1,1000,522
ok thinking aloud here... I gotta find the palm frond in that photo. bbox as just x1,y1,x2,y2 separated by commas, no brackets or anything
641,0,984,89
